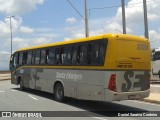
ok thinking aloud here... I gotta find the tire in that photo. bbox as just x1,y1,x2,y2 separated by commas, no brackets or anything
54,83,64,102
19,79,25,91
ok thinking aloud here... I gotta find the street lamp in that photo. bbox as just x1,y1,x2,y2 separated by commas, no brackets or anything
6,16,14,55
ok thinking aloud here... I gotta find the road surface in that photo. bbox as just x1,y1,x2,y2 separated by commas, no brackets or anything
0,80,160,120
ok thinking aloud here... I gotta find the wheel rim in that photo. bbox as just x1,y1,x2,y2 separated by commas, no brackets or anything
56,86,63,99
20,81,22,89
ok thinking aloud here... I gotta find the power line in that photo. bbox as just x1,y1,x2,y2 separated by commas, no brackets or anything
89,0,159,11
66,0,85,20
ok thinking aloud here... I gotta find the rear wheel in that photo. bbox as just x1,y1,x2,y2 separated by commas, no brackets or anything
54,83,64,102
19,79,25,91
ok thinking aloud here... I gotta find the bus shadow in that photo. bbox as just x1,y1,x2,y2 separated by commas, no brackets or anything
12,88,149,117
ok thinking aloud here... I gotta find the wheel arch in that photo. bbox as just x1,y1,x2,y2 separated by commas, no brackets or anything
53,80,65,94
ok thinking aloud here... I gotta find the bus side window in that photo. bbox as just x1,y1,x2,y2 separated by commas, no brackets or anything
32,51,35,64
72,46,78,65
60,47,71,65
55,48,60,64
22,52,27,65
13,53,18,67
99,42,106,65
18,52,23,65
78,45,89,65
40,49,46,64
92,44,100,65
27,51,32,65
35,50,40,65
87,44,91,64
47,48,55,65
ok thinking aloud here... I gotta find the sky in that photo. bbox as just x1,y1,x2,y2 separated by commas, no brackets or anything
0,0,160,70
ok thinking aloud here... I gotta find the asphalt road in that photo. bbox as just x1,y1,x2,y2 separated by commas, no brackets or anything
0,80,160,120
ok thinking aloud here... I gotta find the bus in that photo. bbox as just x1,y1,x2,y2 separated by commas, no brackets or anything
9,34,151,102
152,48,160,79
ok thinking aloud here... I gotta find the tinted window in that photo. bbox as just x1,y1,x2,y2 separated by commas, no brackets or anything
22,52,27,64
55,48,60,64
47,48,55,64
153,51,160,61
92,44,100,64
35,50,40,64
78,45,90,64
72,46,78,65
18,52,23,65
99,42,106,64
13,53,18,67
40,49,46,64
32,51,35,64
60,47,71,65
87,44,91,64
27,51,32,65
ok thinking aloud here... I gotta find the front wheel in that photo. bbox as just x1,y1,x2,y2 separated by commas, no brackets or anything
19,79,25,91
54,83,64,102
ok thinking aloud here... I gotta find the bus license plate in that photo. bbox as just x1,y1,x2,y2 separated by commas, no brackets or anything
128,95,141,100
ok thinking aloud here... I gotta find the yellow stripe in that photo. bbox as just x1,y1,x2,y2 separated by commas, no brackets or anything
11,65,106,74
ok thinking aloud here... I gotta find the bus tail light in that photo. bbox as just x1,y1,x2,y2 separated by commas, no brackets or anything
108,74,117,92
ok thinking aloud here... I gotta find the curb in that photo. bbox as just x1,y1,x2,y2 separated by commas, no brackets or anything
142,99,160,104
0,79,11,81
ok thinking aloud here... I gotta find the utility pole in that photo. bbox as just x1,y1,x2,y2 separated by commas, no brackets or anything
7,16,14,55
143,0,149,39
121,0,126,34
84,0,89,37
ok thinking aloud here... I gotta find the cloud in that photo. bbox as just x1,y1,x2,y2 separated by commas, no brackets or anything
20,26,34,34
0,17,22,38
65,17,77,24
116,0,160,27
36,33,58,39
32,37,51,45
34,28,53,32
0,0,45,15
149,30,160,48
1,0,160,70
63,0,160,50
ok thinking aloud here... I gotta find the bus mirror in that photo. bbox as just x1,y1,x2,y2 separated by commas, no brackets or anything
9,60,13,70
10,60,12,64
9,54,14,70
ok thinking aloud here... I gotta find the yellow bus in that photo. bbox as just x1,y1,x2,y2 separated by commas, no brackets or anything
9,34,151,102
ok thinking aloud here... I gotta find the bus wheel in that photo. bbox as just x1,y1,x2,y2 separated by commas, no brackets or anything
20,79,25,91
54,83,64,102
